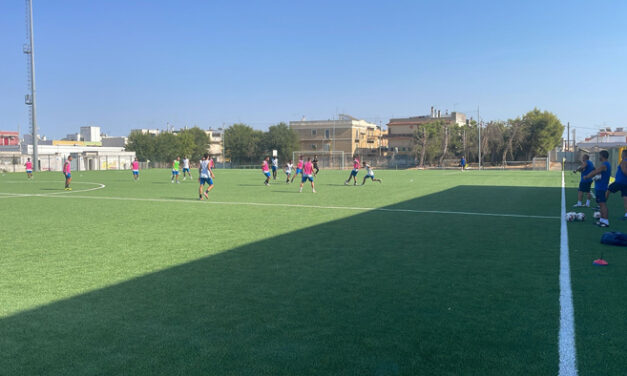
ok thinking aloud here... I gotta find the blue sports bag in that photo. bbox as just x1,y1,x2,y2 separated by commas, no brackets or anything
601,232,627,246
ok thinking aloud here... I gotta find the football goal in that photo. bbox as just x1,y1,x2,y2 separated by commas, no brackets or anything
531,157,549,171
292,151,345,170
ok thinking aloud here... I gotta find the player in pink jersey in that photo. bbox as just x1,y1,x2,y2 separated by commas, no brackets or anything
344,155,360,185
291,155,304,183
299,157,316,193
24,158,33,179
131,158,140,181
63,156,73,190
262,156,271,186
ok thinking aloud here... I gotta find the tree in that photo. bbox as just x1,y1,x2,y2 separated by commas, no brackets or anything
177,127,208,162
261,122,299,162
224,123,264,165
520,108,564,159
126,131,156,162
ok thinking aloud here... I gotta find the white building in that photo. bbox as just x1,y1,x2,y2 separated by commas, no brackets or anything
80,126,101,142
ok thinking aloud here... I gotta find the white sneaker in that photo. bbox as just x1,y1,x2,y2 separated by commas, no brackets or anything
312,189,316,193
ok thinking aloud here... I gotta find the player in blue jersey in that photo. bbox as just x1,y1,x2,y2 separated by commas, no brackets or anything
460,156,466,171
607,149,627,220
584,150,611,227
572,154,595,207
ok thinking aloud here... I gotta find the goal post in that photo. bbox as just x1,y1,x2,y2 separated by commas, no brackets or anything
532,157,549,171
292,151,345,170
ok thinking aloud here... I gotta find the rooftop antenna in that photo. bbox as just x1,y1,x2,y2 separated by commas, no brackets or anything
24,0,38,170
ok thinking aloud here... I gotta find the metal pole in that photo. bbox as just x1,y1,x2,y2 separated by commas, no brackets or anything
26,0,39,171
477,106,481,169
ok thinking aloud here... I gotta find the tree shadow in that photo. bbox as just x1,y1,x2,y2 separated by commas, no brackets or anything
0,186,566,375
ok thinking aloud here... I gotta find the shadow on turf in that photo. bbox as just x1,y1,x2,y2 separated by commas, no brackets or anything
0,185,567,375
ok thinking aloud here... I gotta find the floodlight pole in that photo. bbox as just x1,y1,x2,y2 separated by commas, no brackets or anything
25,0,38,171
477,106,481,169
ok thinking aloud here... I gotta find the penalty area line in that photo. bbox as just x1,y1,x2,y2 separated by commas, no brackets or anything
34,193,559,220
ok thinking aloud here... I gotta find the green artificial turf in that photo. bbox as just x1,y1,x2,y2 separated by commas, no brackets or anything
0,168,618,375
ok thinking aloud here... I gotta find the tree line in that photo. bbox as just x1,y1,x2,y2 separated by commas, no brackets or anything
126,123,300,166
411,108,564,166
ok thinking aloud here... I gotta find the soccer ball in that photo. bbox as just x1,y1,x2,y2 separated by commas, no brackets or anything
565,212,576,222
576,212,585,221
593,211,601,219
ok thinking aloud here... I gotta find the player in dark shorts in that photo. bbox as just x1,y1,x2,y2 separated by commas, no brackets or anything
607,149,627,220
584,150,611,227
572,154,594,207
312,155,319,176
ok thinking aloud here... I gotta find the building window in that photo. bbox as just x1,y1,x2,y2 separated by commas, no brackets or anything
325,129,330,139
311,129,317,136
311,144,317,150
324,144,330,151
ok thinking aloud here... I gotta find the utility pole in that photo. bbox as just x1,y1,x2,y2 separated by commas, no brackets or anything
24,0,38,171
477,106,481,169
567,122,570,154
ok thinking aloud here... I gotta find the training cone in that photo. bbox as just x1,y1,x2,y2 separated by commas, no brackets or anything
593,259,609,266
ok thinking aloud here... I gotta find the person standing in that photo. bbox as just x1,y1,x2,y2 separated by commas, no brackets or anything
584,150,611,227
262,156,271,186
299,157,316,193
572,154,594,208
607,149,627,220
198,153,215,200
460,156,466,171
132,158,140,181
285,160,293,183
271,156,278,180
63,156,72,191
171,157,181,183
24,158,33,179
182,156,192,180
312,154,319,176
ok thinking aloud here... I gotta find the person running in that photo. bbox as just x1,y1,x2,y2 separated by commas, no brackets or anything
460,156,466,171
171,157,181,183
285,160,293,183
291,156,304,183
312,154,319,176
198,153,215,200
345,155,360,185
132,158,140,181
607,149,627,220
24,158,33,179
361,162,382,185
271,156,278,180
262,156,271,186
182,156,192,180
63,156,72,191
572,154,594,207
584,150,611,227
299,157,316,193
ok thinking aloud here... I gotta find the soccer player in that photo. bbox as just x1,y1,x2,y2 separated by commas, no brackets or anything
291,156,304,183
584,150,611,227
285,160,293,183
24,158,33,179
63,156,72,191
345,155,360,185
607,149,627,220
460,156,466,171
572,154,594,207
132,158,140,181
182,156,192,180
171,157,181,183
299,157,316,193
313,154,319,176
271,156,278,180
198,153,215,200
361,162,382,185
262,156,271,186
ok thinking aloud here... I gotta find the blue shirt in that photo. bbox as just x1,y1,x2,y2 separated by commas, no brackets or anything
596,161,612,191
581,160,594,183
616,159,627,184
461,158,466,166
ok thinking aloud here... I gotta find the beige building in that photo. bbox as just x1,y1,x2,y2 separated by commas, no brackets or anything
289,114,387,157
387,107,466,154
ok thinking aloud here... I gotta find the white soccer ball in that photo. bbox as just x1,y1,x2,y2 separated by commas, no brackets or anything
565,212,576,222
576,212,585,221
593,211,601,219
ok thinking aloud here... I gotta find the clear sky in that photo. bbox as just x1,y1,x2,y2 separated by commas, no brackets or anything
1,0,626,140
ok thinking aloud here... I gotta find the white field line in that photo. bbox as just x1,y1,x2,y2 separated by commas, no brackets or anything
0,181,105,198
24,193,559,220
559,171,578,375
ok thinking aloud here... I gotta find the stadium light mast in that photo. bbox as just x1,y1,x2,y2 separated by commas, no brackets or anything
24,0,38,171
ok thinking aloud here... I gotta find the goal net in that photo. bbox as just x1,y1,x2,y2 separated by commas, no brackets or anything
532,157,549,171
292,151,345,170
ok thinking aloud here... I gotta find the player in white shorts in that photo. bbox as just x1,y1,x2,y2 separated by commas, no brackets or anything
361,162,381,185
182,157,192,180
285,160,293,183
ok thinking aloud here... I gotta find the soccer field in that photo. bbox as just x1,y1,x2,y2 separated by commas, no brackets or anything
1,168,625,375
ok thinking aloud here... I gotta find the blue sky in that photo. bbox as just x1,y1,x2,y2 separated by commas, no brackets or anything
1,0,626,139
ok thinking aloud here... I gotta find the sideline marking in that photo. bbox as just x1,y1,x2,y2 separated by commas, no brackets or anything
29,193,559,220
559,170,578,375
